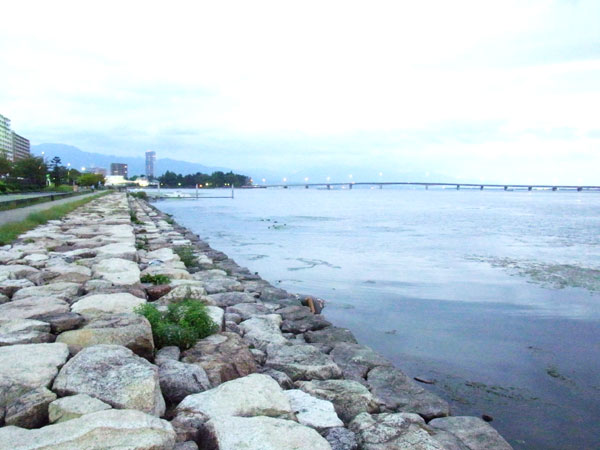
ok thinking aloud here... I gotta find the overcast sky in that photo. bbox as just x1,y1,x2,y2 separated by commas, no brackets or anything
1,0,599,183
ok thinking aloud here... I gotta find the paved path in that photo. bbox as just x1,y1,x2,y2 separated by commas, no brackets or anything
0,192,99,226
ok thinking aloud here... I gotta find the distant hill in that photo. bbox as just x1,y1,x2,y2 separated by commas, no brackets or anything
31,143,231,177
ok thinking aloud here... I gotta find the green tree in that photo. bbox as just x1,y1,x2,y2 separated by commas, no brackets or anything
0,155,12,177
13,157,47,188
78,173,105,187
49,156,64,186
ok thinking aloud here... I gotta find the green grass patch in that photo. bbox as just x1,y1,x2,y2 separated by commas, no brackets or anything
135,299,218,349
174,245,198,268
140,274,171,285
0,192,110,245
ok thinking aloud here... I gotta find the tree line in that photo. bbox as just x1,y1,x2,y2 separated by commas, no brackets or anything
157,170,250,188
0,155,105,193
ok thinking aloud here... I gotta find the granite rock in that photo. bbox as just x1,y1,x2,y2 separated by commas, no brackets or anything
52,344,165,416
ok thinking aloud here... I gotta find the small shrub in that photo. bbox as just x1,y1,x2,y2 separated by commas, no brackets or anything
165,217,175,225
135,300,218,349
130,191,149,200
174,246,197,268
140,273,171,285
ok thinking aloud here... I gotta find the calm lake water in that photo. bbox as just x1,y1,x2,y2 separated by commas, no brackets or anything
154,187,600,449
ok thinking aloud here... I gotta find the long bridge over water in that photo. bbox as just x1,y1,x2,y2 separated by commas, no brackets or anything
253,181,600,191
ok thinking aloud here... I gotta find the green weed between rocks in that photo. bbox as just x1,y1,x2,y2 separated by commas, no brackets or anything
0,192,110,245
174,245,198,268
135,299,218,350
140,274,171,285
129,210,143,224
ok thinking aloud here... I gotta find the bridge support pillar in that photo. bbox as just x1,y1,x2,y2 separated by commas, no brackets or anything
552,186,558,191
327,184,331,190
425,185,429,190
456,185,460,190
480,185,484,190
504,186,508,191
577,187,583,192
349,183,353,189
305,185,309,189
528,186,532,191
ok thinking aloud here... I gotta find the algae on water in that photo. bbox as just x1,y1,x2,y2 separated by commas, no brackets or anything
469,256,600,292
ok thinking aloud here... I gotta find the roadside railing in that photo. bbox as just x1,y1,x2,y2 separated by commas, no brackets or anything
0,190,94,211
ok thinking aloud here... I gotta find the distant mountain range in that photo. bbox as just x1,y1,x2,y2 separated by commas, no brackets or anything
31,144,232,177
32,143,457,184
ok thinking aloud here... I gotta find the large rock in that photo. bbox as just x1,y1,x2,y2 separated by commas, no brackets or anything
265,344,342,381
155,346,180,365
94,243,137,261
330,343,392,382
198,277,243,294
349,412,445,450
239,314,287,350
279,306,332,334
208,291,259,307
159,360,211,404
429,416,513,450
0,409,176,449
52,344,165,417
0,278,35,297
296,379,379,424
156,285,210,305
142,266,192,280
0,264,39,281
325,427,359,450
92,258,140,285
260,367,295,389
205,306,225,331
285,389,344,430
0,297,70,321
146,247,180,263
226,303,271,320
34,312,84,333
367,366,450,420
0,319,54,346
4,387,57,428
12,282,80,302
202,416,331,450
0,343,69,407
56,313,154,359
71,292,146,315
181,332,257,386
48,394,112,423
305,327,358,352
177,373,293,422
45,262,92,284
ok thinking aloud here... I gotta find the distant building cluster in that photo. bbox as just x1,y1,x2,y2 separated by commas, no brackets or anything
89,167,107,176
0,113,30,161
145,151,156,178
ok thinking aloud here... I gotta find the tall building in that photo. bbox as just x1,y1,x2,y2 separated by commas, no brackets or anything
1,114,30,161
110,163,128,178
0,114,13,161
145,151,156,178
11,132,30,161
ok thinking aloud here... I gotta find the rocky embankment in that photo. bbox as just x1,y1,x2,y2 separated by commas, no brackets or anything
0,192,513,449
